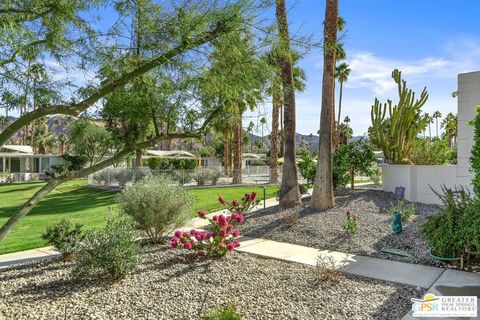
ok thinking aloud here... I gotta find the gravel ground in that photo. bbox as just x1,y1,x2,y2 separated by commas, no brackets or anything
240,188,441,267
0,245,423,320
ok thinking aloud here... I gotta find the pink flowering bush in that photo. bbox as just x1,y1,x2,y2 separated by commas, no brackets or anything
219,191,258,215
170,193,256,257
171,211,243,257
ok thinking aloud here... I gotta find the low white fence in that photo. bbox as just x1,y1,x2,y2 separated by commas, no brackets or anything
381,164,462,204
88,166,282,188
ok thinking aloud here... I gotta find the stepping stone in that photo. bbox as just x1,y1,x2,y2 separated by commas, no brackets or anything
381,247,413,257
346,257,444,288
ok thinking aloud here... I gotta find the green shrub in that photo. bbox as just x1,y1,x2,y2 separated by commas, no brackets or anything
369,165,382,185
422,186,475,257
117,176,193,243
73,214,140,280
42,219,84,259
146,157,196,170
202,306,242,320
410,138,452,165
299,183,310,195
298,152,317,184
386,200,417,222
471,106,480,195
333,148,349,191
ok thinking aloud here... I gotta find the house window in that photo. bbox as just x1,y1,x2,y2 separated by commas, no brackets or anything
40,157,50,172
10,158,20,173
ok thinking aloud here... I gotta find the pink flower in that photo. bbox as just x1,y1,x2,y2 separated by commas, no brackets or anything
231,213,239,220
232,199,238,207
236,214,244,223
190,229,196,235
218,215,228,227
195,233,202,241
170,239,178,248
219,196,226,205
212,215,218,222
226,243,234,251
197,210,206,218
184,242,193,250
233,241,240,248
219,230,227,238
249,192,257,202
207,232,214,239
182,231,189,237
233,229,240,237
174,230,182,238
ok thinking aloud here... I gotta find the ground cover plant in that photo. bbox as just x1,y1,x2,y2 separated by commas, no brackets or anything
0,180,278,254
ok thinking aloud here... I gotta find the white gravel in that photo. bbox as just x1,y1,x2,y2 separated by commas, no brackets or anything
240,189,440,266
0,245,422,319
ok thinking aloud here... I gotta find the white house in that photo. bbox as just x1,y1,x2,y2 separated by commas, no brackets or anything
0,145,63,181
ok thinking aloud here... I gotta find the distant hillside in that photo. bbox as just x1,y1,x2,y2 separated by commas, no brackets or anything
251,132,364,152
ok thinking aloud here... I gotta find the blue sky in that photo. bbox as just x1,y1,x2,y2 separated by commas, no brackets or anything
248,0,480,136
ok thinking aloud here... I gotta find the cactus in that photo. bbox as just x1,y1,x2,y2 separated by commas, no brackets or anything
370,69,429,164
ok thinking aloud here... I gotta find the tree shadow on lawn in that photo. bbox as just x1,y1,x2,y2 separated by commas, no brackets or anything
0,183,44,194
0,187,116,219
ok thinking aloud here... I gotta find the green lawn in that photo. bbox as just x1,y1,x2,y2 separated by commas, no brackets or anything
0,180,278,255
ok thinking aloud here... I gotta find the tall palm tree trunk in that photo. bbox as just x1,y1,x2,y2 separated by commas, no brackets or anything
269,78,281,184
310,0,338,210
223,129,230,175
276,0,301,207
337,80,344,125
280,104,284,156
232,117,242,184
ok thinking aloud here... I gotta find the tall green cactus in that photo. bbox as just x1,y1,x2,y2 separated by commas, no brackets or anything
370,69,429,164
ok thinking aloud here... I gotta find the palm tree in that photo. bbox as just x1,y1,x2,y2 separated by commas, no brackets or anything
260,117,267,148
433,111,442,138
426,113,434,140
310,0,338,210
335,62,351,125
58,133,69,155
247,121,255,152
442,112,457,148
275,0,301,207
33,119,57,154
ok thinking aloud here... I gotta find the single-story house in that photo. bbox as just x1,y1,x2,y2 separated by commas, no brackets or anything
0,145,63,181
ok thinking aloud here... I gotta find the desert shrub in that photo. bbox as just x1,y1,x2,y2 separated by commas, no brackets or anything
208,169,222,185
386,200,417,222
422,186,475,257
172,170,191,185
410,138,452,165
202,306,242,320
192,169,210,186
114,170,134,186
42,219,84,259
117,176,193,243
298,152,316,184
73,214,140,280
343,210,358,236
314,255,344,284
93,170,110,185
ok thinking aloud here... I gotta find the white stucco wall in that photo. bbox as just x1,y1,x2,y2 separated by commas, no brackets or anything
382,165,458,204
382,71,480,204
